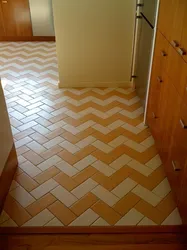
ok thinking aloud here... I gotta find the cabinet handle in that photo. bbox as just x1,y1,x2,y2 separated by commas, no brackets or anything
171,40,179,47
2,0,8,3
178,48,186,56
152,112,157,119
161,51,167,57
157,76,162,83
172,161,181,171
180,119,187,129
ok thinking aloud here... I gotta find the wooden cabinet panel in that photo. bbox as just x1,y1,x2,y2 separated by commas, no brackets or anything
166,102,187,202
157,0,176,42
182,63,187,105
166,44,187,97
0,3,5,36
159,79,182,164
170,0,186,49
180,0,187,62
146,32,169,148
1,0,32,37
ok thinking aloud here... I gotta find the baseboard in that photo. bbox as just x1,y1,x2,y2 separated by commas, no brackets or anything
0,225,183,234
58,81,133,88
0,144,18,214
0,36,55,42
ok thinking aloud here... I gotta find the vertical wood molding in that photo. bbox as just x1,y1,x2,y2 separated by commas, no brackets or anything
0,144,18,214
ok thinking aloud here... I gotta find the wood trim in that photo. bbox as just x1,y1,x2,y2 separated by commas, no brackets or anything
0,144,18,214
0,225,184,235
1,229,186,250
0,36,55,41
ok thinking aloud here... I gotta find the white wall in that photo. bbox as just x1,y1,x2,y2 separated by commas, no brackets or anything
0,82,13,175
29,0,55,36
53,0,136,87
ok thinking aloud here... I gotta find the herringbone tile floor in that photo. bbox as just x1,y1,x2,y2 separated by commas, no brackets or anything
0,42,182,227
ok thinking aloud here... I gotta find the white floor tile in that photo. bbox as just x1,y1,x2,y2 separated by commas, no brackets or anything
60,141,80,154
132,185,162,207
23,209,54,227
43,136,64,149
70,209,99,226
138,217,157,225
125,140,147,153
146,154,162,170
116,208,144,226
76,136,96,149
112,178,137,198
92,140,113,154
91,186,119,207
162,208,182,225
55,160,79,177
10,186,35,208
71,179,98,199
51,186,77,207
19,161,42,178
74,156,97,171
37,155,61,171
31,179,59,199
153,178,171,198
92,218,110,226
92,160,116,177
110,154,132,170
127,160,153,177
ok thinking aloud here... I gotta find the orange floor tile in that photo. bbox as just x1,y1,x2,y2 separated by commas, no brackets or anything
0,42,182,227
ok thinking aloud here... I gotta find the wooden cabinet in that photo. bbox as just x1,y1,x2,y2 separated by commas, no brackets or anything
147,0,187,224
0,3,5,36
166,45,186,97
157,0,176,42
0,0,32,37
147,32,169,148
159,82,182,164
180,1,187,62
170,0,186,49
166,102,187,200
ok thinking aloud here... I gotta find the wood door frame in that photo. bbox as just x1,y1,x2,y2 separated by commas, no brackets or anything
0,36,55,41
0,225,184,234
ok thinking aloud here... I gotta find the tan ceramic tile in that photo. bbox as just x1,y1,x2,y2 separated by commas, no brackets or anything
113,192,140,216
4,195,31,226
49,201,76,225
40,145,63,160
58,150,78,165
23,150,44,165
34,166,60,184
26,193,56,217
92,200,121,225
30,132,49,144
15,172,39,192
61,131,80,144
135,200,166,225
54,172,78,191
73,166,97,185
71,193,98,216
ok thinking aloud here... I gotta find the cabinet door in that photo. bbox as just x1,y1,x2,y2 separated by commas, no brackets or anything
159,82,182,164
0,3,5,36
166,102,187,202
157,0,176,42
170,0,186,49
146,32,169,147
166,44,187,97
1,0,32,37
180,1,187,62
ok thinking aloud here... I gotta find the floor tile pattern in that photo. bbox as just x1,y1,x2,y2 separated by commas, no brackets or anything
0,42,182,227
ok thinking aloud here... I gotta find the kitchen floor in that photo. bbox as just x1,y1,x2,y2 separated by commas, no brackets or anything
0,42,182,227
